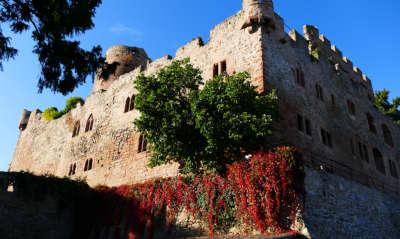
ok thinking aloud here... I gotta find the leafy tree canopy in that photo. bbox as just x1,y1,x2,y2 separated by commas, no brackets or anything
0,0,103,95
374,89,400,127
134,59,278,174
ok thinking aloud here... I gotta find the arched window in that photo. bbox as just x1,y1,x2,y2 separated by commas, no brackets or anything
88,159,93,170
69,163,76,176
84,160,88,171
72,121,80,137
124,97,131,113
381,124,394,147
373,148,386,174
129,95,135,111
84,159,93,172
138,135,147,153
68,165,73,176
294,68,305,87
85,114,94,132
366,113,377,134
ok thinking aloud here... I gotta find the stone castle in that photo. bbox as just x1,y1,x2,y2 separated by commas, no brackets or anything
8,1,400,237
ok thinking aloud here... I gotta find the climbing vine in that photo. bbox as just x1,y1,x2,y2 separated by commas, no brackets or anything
91,147,303,238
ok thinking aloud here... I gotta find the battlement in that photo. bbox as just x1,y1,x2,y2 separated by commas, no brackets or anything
286,25,373,96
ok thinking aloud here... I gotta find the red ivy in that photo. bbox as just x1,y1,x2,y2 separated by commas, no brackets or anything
89,147,302,238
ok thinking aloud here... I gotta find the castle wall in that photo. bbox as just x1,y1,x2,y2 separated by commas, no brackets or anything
260,17,400,195
304,167,400,239
10,10,265,187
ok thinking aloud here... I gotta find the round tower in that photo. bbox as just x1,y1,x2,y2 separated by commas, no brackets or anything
241,0,276,30
93,45,150,92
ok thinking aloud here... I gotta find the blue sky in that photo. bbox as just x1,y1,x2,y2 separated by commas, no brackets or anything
0,0,399,171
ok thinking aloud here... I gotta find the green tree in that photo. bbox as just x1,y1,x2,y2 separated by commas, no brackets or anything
134,60,278,174
374,89,400,126
0,0,103,95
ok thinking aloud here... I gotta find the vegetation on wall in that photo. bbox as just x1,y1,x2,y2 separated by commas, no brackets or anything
92,147,303,238
374,89,400,127
43,96,84,121
308,42,320,61
2,147,303,238
134,59,278,174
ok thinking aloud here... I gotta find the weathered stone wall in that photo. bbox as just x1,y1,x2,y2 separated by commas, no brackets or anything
0,192,74,239
260,13,400,195
304,167,400,239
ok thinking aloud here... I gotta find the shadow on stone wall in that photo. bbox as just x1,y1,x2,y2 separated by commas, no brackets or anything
0,172,207,239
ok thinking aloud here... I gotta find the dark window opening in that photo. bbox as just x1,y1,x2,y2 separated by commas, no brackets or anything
347,100,356,116
221,60,227,74
321,128,333,148
130,95,135,111
294,68,305,87
296,114,312,136
381,124,394,147
366,113,377,134
358,142,370,162
72,121,80,137
84,159,93,172
68,163,76,176
316,84,324,101
85,114,94,132
331,94,336,106
138,135,148,153
389,160,399,179
373,148,386,174
213,64,219,77
297,114,304,132
124,97,131,113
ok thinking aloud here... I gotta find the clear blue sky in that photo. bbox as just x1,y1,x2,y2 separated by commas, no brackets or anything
0,0,399,171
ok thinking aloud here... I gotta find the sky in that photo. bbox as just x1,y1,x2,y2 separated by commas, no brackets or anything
0,0,399,171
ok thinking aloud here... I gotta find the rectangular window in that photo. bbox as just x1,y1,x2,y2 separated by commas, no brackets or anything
358,142,370,162
294,68,305,87
366,113,377,134
321,128,333,148
316,84,324,101
213,64,219,77
347,100,356,115
220,60,227,74
331,94,336,106
305,119,312,136
297,114,304,132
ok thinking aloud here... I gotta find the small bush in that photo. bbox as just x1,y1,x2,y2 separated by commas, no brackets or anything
43,107,63,121
64,96,84,113
42,96,84,121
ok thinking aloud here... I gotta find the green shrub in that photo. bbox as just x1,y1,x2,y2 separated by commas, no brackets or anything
64,96,84,113
42,96,84,121
43,107,63,121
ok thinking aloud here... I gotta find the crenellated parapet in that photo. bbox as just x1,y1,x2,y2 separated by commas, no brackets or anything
287,25,374,98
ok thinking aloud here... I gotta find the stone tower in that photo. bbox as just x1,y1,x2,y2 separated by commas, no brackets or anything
93,45,150,92
241,0,276,29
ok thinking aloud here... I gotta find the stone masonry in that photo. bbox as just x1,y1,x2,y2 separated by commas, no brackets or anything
8,1,400,237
